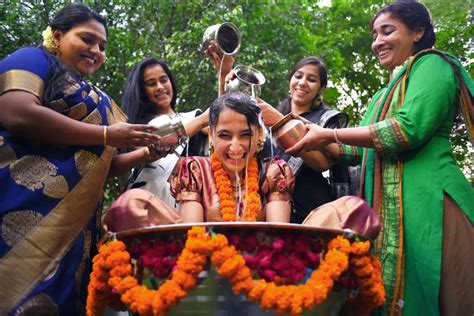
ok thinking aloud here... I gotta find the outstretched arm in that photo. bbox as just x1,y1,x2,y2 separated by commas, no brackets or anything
0,90,160,148
182,108,210,137
257,102,333,172
286,124,374,157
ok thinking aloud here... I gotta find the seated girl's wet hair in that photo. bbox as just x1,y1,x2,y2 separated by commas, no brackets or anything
209,92,263,129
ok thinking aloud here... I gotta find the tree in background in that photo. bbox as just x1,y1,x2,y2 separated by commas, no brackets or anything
1,0,471,207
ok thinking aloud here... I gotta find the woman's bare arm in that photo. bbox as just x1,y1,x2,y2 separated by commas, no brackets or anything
0,91,160,148
178,201,204,223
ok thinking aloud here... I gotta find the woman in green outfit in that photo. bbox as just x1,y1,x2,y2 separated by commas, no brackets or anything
287,1,473,315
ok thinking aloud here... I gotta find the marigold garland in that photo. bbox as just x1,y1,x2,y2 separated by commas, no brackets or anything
211,152,261,221
343,242,386,315
86,227,385,316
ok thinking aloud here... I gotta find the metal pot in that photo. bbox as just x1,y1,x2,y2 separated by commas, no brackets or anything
201,22,242,56
271,113,310,151
225,65,266,97
149,115,187,154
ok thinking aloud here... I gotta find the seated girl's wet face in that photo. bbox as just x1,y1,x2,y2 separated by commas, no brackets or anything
209,93,262,181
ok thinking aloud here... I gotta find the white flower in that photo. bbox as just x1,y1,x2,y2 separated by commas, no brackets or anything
42,26,57,54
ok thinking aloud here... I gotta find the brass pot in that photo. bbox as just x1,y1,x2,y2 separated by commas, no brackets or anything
201,22,242,56
271,113,310,151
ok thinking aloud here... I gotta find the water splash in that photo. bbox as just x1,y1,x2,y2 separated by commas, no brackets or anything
234,161,242,221
269,126,275,161
185,137,189,157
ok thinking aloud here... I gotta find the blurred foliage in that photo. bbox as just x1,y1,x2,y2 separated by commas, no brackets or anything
1,0,472,206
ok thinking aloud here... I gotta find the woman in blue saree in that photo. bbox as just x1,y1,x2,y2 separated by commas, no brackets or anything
0,4,161,315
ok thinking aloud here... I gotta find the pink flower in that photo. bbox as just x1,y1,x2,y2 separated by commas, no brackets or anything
289,252,306,271
291,270,306,283
154,262,171,278
244,255,258,270
272,237,285,251
294,235,311,252
279,267,293,279
282,234,294,252
142,254,160,268
162,257,177,270
271,252,290,272
228,234,240,249
259,268,277,282
240,233,258,252
255,246,274,268
150,241,167,257
305,251,320,269
166,241,182,256
130,240,152,257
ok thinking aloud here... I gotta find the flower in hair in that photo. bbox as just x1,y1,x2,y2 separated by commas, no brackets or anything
42,26,58,54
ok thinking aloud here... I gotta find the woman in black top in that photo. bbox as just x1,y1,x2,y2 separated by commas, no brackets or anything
258,57,349,223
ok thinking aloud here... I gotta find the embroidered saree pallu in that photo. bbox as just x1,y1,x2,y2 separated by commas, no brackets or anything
87,222,385,316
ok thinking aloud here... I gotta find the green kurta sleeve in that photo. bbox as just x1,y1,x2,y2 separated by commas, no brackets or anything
336,89,386,166
370,54,458,154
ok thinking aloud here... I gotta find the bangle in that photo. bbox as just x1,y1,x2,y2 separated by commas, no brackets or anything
103,126,107,145
333,128,342,147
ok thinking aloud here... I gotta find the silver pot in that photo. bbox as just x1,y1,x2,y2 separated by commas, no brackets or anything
149,115,187,154
201,22,242,56
226,65,266,97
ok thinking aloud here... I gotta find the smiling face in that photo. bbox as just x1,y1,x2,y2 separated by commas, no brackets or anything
54,19,107,77
210,107,260,181
371,13,424,72
143,64,174,115
289,64,322,111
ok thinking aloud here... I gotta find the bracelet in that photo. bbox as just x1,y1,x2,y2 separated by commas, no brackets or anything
103,126,107,146
333,128,343,147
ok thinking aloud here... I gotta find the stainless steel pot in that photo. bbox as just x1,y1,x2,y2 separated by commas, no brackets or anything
225,65,266,97
149,115,187,154
201,22,242,56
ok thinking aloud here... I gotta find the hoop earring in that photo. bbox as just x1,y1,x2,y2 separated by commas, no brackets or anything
288,90,291,97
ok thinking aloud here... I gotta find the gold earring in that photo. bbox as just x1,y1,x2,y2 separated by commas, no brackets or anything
209,141,214,154
257,137,265,152
312,94,323,108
